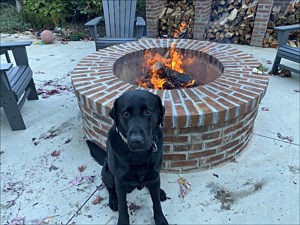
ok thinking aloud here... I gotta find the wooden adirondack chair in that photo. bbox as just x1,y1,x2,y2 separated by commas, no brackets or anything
0,41,38,131
271,24,300,75
85,0,146,50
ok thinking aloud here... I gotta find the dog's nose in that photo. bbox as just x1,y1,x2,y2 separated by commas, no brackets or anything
128,134,144,149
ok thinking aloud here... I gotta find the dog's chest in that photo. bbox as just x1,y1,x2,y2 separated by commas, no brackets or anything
121,162,157,188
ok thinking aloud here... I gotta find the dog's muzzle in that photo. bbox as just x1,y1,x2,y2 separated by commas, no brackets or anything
116,127,157,152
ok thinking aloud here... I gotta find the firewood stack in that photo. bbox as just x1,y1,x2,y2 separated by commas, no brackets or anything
205,0,259,45
158,0,195,39
263,0,300,48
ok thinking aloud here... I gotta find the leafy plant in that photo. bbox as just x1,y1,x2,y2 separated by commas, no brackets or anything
68,0,103,20
21,0,69,29
0,3,30,33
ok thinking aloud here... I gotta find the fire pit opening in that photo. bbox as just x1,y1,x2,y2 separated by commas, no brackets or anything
113,44,222,90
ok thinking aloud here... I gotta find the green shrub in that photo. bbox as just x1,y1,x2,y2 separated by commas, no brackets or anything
20,0,69,29
68,0,103,21
20,0,103,30
0,3,30,33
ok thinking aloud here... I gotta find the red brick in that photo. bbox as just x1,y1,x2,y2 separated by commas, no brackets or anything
170,160,198,168
206,138,223,148
202,131,221,140
163,153,187,161
189,149,216,159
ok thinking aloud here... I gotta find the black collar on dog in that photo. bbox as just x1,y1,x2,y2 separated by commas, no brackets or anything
115,127,158,152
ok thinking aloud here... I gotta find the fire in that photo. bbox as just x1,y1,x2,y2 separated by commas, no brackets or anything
136,43,198,90
138,44,184,89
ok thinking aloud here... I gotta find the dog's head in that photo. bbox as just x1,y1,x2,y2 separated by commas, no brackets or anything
109,90,165,152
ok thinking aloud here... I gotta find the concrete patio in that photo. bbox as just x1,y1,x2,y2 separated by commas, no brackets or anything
0,34,299,225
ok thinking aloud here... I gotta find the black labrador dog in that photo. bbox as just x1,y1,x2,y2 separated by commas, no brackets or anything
88,89,168,225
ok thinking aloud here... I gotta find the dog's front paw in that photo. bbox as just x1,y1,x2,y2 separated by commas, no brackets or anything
160,189,167,202
117,216,130,225
154,214,168,225
109,195,118,211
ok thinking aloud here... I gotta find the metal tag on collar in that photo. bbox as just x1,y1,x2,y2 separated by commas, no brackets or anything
152,142,158,152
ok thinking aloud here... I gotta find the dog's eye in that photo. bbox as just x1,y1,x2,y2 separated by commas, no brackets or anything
123,111,129,117
144,109,152,115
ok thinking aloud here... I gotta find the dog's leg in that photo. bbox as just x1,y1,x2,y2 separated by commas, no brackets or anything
147,181,168,225
160,188,167,201
101,160,118,211
115,182,130,225
106,187,118,211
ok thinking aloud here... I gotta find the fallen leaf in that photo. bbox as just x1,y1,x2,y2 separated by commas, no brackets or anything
84,176,95,183
70,177,83,186
65,138,72,144
49,165,59,171
3,181,24,193
51,150,60,157
266,60,272,64
35,70,45,74
6,200,15,209
213,173,219,178
10,217,25,225
177,176,191,201
33,141,40,146
92,196,104,205
43,216,54,224
279,69,291,77
277,133,294,142
128,202,141,211
261,107,270,111
41,131,58,140
78,164,86,172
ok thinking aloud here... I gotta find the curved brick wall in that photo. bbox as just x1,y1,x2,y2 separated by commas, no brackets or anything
71,39,269,173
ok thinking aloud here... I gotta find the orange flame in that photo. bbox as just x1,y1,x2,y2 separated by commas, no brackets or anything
136,43,192,90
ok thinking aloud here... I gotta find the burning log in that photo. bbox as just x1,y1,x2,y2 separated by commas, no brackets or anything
137,62,200,90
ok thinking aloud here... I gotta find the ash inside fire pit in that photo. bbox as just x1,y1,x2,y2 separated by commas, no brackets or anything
113,44,222,90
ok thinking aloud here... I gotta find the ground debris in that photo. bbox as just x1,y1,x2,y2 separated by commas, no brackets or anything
36,79,73,98
177,176,191,202
3,181,24,194
207,179,266,211
78,164,86,172
10,217,25,225
277,132,294,142
92,196,104,205
128,202,141,212
51,150,60,157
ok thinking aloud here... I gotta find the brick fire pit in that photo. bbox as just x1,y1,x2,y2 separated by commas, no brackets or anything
71,39,269,173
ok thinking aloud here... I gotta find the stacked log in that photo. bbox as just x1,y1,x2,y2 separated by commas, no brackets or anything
263,0,300,48
205,0,258,45
158,0,195,39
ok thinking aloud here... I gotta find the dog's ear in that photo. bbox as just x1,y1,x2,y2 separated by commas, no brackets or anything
109,97,119,128
156,95,165,127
